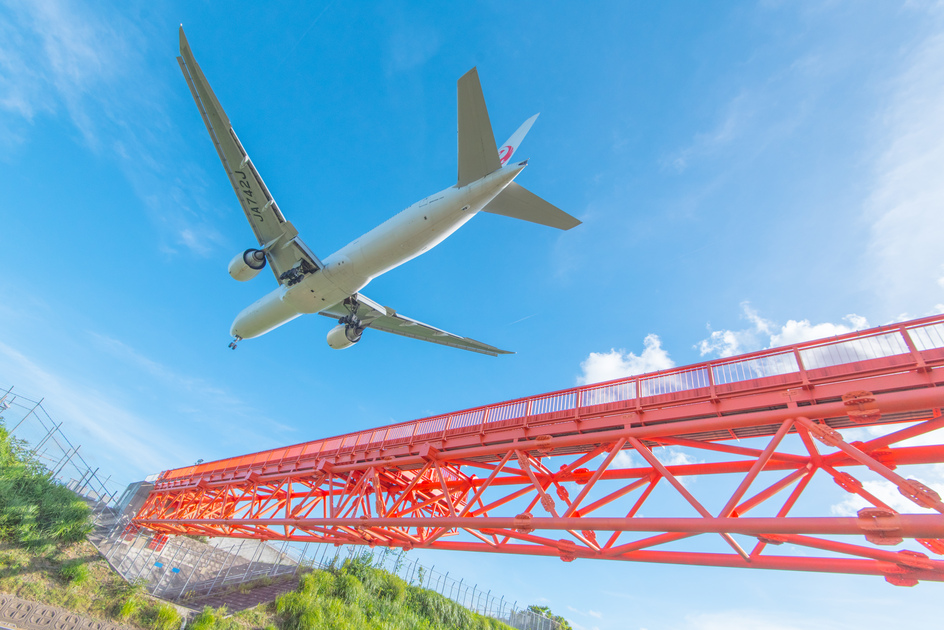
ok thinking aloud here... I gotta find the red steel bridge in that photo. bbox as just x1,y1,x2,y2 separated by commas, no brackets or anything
134,314,944,585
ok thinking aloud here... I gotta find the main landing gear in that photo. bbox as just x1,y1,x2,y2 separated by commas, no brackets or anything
338,297,365,343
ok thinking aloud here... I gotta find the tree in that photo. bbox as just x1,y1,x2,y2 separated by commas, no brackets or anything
527,604,573,630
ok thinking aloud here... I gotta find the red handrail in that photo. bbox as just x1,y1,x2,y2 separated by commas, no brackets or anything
157,314,944,483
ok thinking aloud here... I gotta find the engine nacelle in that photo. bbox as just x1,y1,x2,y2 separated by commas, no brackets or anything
228,249,267,281
326,324,363,350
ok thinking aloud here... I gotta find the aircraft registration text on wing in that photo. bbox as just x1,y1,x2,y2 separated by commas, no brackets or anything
177,27,580,356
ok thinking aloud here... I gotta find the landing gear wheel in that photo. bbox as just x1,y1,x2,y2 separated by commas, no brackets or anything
339,297,364,343
228,336,242,350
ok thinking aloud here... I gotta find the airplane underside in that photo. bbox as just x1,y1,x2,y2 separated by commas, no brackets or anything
178,27,579,356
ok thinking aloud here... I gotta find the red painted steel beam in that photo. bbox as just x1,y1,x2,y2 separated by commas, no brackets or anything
140,515,944,538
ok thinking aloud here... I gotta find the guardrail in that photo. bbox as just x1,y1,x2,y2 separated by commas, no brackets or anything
157,314,944,485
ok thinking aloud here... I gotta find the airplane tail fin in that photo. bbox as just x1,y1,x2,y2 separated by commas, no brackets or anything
457,68,579,230
457,68,501,187
497,114,539,167
483,182,581,230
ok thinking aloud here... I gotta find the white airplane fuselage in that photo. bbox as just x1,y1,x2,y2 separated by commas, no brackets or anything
231,162,526,340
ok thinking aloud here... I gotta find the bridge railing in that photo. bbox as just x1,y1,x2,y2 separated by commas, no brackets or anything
156,314,944,486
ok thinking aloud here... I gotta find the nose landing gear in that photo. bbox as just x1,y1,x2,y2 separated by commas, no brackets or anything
229,335,242,350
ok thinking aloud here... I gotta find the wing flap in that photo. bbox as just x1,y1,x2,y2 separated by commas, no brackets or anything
318,297,512,356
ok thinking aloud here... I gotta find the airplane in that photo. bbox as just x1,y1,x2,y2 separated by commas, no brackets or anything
177,27,580,356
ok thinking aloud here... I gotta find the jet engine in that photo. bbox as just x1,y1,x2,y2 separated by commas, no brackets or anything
228,249,267,281
326,324,363,350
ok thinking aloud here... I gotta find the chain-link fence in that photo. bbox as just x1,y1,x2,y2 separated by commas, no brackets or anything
0,386,124,513
1,385,564,630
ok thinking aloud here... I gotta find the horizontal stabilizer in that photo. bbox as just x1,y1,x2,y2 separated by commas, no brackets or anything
483,182,581,230
457,68,501,187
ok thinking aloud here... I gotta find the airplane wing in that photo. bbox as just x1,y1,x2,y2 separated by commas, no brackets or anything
177,27,322,284
318,295,513,356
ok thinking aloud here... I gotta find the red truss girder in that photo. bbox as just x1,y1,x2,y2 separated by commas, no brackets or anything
135,315,944,585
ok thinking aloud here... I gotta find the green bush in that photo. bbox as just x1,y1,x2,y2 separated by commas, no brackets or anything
374,571,407,602
407,586,477,629
0,424,91,552
297,570,335,597
334,572,364,605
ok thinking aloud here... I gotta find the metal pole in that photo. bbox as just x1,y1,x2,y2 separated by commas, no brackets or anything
244,541,264,582
116,530,145,575
318,543,329,568
9,398,43,434
52,446,80,479
30,422,61,455
294,542,310,575
272,539,289,576
206,542,236,596
214,540,246,594
154,541,184,597
177,547,208,600
72,468,91,495
105,517,130,561
77,467,98,496
249,540,267,580
116,532,142,575
131,537,161,583
96,474,112,502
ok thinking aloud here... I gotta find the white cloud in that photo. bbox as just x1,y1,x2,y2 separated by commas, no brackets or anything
697,302,774,357
830,463,944,516
863,22,944,314
0,339,194,481
769,314,868,347
654,446,697,467
577,334,675,385
0,0,129,150
696,302,869,357
613,450,636,469
0,1,228,258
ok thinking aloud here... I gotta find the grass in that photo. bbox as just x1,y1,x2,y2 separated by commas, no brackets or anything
175,552,518,630
0,425,92,552
0,422,183,630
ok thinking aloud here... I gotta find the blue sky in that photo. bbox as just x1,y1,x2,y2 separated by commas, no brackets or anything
2,0,944,628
